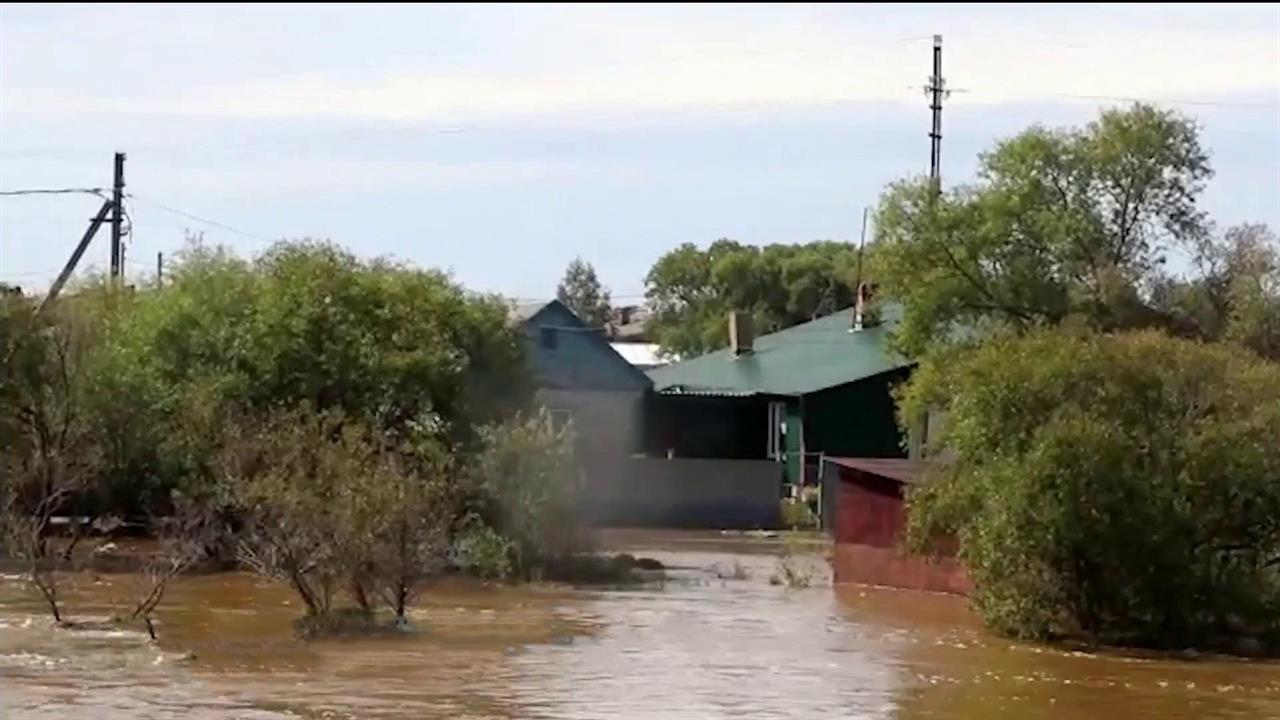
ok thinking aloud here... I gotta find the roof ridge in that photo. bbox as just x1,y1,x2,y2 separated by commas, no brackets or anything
646,301,909,396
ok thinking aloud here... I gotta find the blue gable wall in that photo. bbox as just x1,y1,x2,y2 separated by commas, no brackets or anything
520,300,652,392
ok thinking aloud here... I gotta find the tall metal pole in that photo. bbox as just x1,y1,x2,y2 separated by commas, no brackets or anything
928,35,944,194
853,207,870,332
110,152,126,283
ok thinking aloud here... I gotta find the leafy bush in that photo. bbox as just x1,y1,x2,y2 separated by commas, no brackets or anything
450,517,514,580
221,406,456,626
86,239,531,517
1,295,106,623
468,410,582,578
901,329,1280,649
779,497,818,530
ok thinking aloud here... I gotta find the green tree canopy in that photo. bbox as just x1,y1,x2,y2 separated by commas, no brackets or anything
645,239,862,357
872,103,1218,357
902,329,1280,649
85,239,531,512
555,257,612,327
1152,223,1280,360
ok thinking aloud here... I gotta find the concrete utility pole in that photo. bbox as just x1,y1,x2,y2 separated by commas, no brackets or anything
927,34,945,194
110,151,126,283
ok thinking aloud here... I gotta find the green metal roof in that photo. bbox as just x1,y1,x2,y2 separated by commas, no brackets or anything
646,305,913,397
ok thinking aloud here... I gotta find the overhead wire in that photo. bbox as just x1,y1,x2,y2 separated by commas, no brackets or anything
960,88,1279,110
124,193,276,244
0,187,107,198
0,267,66,278
2,32,1275,293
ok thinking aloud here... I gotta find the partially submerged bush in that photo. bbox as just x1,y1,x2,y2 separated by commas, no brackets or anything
450,517,515,580
770,538,820,589
713,560,750,581
543,552,664,585
779,497,818,530
1,298,105,624
221,407,456,629
293,607,382,639
467,410,583,578
122,491,221,639
902,330,1280,649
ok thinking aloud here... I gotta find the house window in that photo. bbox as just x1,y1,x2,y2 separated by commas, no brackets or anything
540,326,558,350
548,408,573,432
909,408,949,460
766,401,786,461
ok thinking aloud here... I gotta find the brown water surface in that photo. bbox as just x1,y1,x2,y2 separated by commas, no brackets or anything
1,530,1277,719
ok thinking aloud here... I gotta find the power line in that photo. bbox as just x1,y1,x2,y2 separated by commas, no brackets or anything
124,193,276,243
972,89,1280,110
0,187,107,198
0,267,65,278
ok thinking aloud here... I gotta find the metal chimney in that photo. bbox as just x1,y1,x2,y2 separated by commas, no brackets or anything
729,311,754,356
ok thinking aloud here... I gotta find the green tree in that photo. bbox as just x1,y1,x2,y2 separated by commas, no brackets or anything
0,296,105,623
1153,223,1280,360
89,238,532,510
645,240,861,357
901,330,1280,649
872,103,1213,356
556,257,613,327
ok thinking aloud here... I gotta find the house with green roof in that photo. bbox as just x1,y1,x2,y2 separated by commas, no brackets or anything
644,303,914,486
513,299,782,529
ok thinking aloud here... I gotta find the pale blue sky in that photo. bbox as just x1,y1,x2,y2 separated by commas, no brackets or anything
2,3,1278,299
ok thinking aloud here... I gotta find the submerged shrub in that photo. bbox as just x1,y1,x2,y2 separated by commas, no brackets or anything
451,518,515,580
903,329,1280,649
779,497,818,530
468,410,583,577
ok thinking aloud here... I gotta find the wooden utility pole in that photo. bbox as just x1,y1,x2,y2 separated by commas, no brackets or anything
156,251,163,286
927,34,945,194
38,152,126,315
38,201,113,314
110,151,126,283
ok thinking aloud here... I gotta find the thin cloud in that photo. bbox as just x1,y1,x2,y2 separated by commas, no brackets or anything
7,30,1276,125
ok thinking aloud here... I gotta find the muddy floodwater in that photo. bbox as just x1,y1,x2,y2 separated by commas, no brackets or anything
1,531,1278,719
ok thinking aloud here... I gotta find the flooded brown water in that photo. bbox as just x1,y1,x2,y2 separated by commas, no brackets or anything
2,530,1278,719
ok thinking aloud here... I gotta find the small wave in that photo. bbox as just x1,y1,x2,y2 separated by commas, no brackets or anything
67,627,148,641
0,651,66,668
